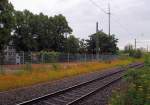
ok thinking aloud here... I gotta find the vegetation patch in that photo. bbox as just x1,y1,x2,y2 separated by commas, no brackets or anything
109,55,150,105
0,59,141,92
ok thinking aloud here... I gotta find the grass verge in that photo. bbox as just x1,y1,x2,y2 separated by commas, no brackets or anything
0,58,142,92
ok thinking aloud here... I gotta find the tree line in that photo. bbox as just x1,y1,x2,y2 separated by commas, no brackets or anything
0,0,118,54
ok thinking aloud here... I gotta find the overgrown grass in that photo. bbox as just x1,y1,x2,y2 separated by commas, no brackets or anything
109,55,150,105
0,58,142,92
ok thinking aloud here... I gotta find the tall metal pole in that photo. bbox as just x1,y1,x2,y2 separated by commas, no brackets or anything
96,22,99,60
147,45,149,53
108,3,111,37
65,33,70,63
84,49,87,62
96,22,99,33
135,39,137,50
92,49,94,61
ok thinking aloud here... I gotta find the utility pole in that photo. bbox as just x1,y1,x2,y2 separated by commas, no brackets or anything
96,22,99,60
65,33,70,63
147,45,149,52
108,3,111,37
135,39,137,50
96,22,99,33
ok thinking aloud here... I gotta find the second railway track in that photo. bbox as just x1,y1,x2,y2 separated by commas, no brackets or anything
17,62,144,105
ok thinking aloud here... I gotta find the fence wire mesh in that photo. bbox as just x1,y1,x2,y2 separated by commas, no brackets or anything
0,52,118,72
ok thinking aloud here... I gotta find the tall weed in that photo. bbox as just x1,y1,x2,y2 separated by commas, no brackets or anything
109,67,150,105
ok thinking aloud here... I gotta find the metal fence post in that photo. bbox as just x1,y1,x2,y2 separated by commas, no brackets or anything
0,53,2,73
41,54,44,63
30,52,32,64
92,53,93,61
67,52,70,63
23,51,24,64
84,52,87,62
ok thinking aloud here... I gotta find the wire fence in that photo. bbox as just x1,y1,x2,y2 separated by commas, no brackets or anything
0,52,118,72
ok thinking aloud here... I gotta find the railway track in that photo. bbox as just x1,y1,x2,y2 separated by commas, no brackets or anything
17,63,144,105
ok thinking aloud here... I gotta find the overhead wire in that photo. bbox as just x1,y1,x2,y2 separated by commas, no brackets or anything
88,0,108,14
88,0,135,36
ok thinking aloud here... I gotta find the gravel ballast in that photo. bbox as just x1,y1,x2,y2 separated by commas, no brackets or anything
0,67,122,105
74,79,126,105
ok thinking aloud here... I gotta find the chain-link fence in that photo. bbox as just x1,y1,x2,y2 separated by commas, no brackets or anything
0,51,118,72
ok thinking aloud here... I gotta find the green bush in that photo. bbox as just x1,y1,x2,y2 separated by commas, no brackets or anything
40,51,60,63
129,50,142,58
109,67,150,105
52,63,60,70
144,54,150,66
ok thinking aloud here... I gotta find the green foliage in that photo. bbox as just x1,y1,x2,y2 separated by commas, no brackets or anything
144,54,150,66
65,35,80,53
0,1,119,54
52,63,60,71
37,14,72,52
13,10,37,51
0,0,15,51
110,67,150,105
124,44,134,53
129,50,143,58
40,51,60,63
0,1,119,55
79,39,87,53
86,31,118,54
13,11,72,52
124,44,143,58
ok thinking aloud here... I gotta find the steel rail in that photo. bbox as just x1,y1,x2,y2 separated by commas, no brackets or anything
16,63,144,105
67,76,122,105
68,63,144,105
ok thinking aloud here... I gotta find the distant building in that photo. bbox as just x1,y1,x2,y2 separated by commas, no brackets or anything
4,41,23,64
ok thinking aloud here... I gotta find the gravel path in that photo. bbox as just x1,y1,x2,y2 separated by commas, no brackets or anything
0,67,121,105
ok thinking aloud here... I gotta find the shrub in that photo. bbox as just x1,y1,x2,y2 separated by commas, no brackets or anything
144,54,150,66
109,67,150,105
52,63,60,70
40,51,60,63
129,50,142,58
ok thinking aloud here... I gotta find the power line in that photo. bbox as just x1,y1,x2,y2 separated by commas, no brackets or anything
88,0,108,14
88,0,148,51
111,16,134,36
88,0,135,37
89,0,112,36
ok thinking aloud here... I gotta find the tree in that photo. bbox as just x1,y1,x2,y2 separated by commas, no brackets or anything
79,39,87,53
124,44,134,53
36,14,72,51
13,10,37,51
36,13,52,51
50,14,72,52
13,11,73,52
0,0,14,52
124,44,142,58
65,35,79,54
86,31,118,54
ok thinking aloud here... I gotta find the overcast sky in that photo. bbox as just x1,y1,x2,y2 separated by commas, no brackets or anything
9,0,150,49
